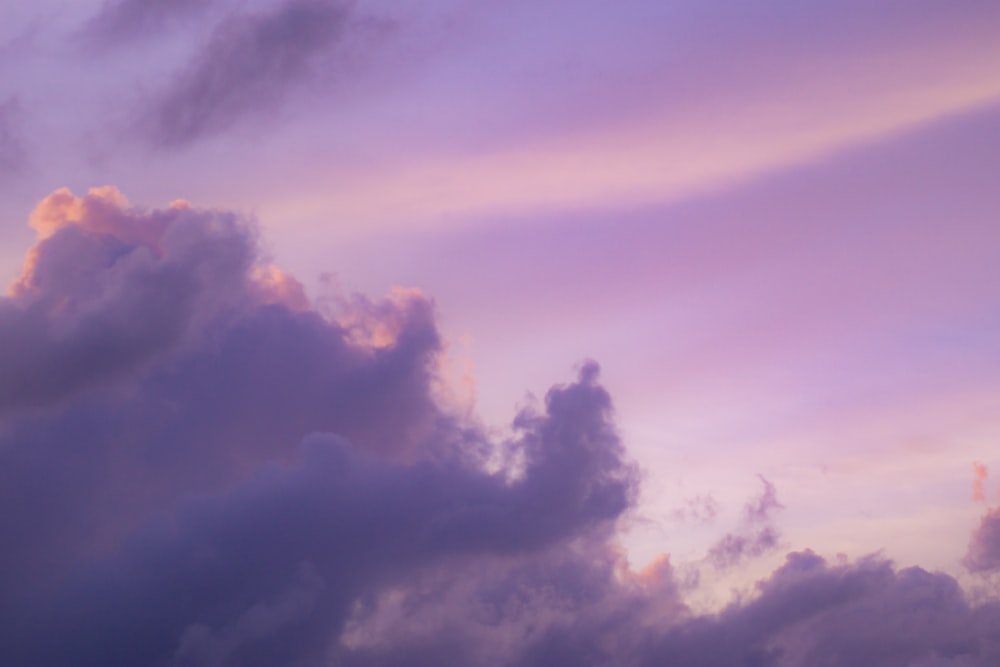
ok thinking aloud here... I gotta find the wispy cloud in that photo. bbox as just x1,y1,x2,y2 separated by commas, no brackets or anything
142,0,354,147
81,0,213,49
705,476,784,571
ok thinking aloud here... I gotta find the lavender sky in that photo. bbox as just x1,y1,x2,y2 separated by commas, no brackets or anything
2,1,1000,664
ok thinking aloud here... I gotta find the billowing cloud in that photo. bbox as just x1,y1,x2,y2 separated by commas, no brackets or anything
2,188,999,666
143,0,355,147
0,188,637,665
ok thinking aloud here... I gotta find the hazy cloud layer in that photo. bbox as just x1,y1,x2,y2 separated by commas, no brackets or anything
0,97,26,176
2,189,999,665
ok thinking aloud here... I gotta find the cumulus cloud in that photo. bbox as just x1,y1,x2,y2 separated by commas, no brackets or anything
2,186,256,412
0,187,637,665
2,188,999,666
143,0,355,147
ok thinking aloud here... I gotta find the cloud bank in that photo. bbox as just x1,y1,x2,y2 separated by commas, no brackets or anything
2,189,999,666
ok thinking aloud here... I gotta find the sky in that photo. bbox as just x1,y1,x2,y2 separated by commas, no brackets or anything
2,0,1000,664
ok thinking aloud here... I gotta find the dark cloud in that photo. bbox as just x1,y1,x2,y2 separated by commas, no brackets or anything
0,188,636,665
8,408,635,667
2,188,999,666
144,0,353,147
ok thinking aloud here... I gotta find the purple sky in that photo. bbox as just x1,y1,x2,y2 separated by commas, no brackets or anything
3,1,1000,664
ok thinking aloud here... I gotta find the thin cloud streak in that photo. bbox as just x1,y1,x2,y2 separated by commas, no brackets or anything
267,50,1000,234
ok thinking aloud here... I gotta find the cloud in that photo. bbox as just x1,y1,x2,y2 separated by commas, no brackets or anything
335,551,1000,666
973,462,988,502
81,0,213,48
142,0,354,147
0,187,636,665
2,188,999,666
2,186,258,412
671,494,719,524
705,476,784,571
966,509,1000,574
638,552,1000,667
743,475,784,523
8,410,635,666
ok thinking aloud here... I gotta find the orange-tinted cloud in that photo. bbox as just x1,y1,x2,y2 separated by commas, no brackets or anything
973,461,989,503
